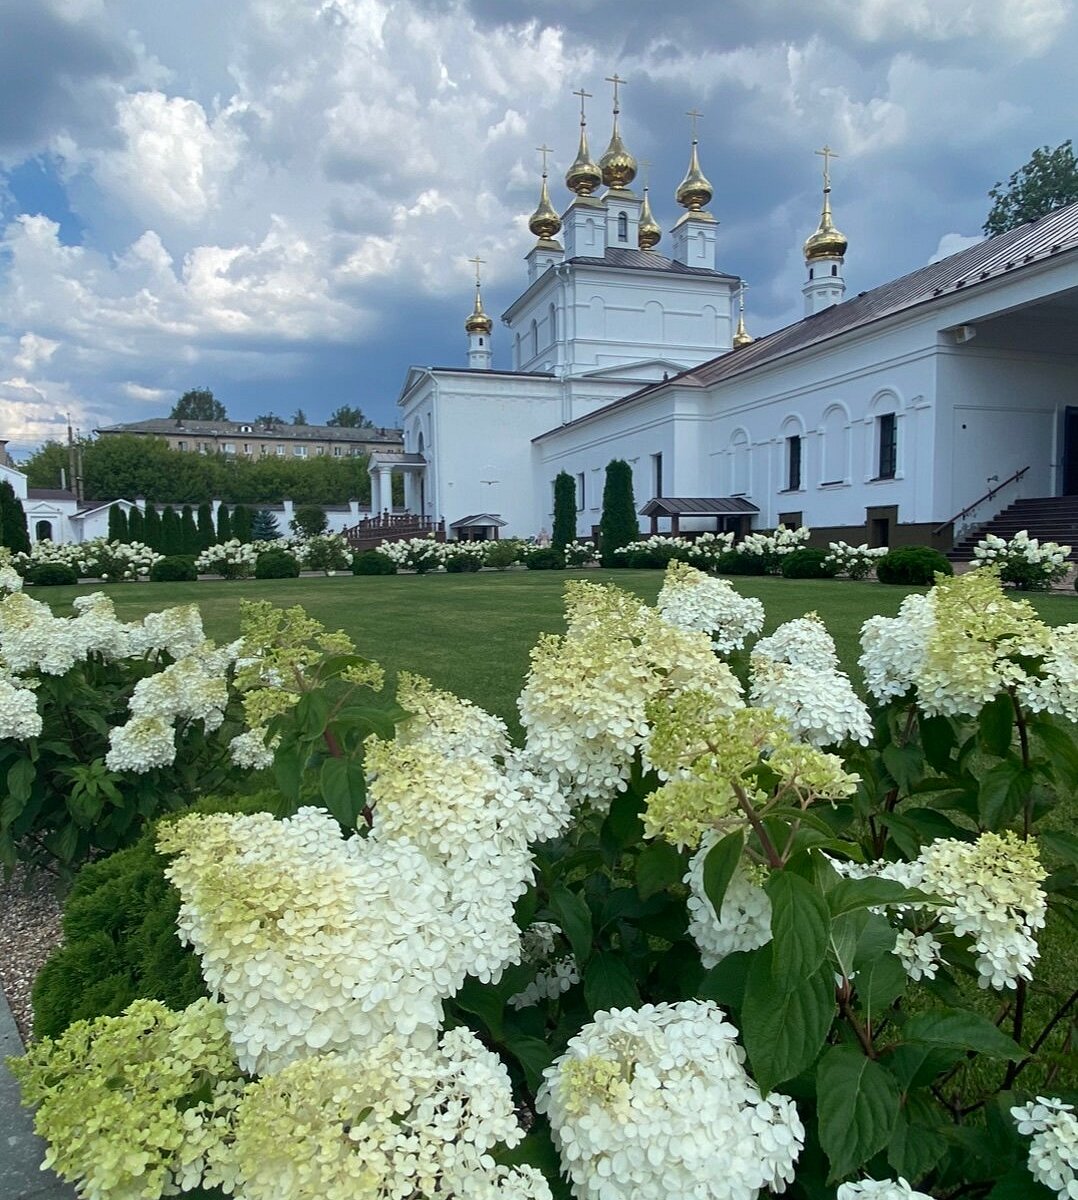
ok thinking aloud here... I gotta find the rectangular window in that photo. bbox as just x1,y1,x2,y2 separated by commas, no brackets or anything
222,442,236,454
576,472,585,511
177,441,187,451
651,452,663,499
243,443,251,455
786,435,802,491
315,446,324,456
333,446,342,457
276,445,286,456
293,446,307,458
878,413,897,479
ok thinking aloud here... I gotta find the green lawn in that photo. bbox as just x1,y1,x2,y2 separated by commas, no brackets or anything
39,570,1078,736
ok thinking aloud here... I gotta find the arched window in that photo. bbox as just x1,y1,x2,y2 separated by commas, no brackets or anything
781,416,805,492
617,211,628,242
730,430,750,496
821,404,849,485
645,300,663,340
548,303,557,346
35,520,53,542
530,319,538,360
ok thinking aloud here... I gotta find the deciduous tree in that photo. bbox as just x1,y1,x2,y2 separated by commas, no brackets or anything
984,139,1078,235
326,405,370,428
169,388,227,422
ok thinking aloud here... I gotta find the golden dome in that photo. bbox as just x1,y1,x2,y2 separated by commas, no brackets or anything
464,286,493,335
528,173,562,241
803,195,847,260
638,187,661,250
565,124,602,196
732,311,754,348
599,118,637,189
675,139,713,212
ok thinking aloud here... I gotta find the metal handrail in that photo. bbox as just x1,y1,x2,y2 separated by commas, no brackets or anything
932,465,1029,536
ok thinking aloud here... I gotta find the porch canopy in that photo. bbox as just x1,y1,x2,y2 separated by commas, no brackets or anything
449,513,507,541
639,496,759,535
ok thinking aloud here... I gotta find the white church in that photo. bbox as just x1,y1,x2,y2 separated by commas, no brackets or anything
385,82,1078,551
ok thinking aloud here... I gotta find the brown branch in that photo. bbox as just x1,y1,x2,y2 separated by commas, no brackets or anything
1008,986,1078,1085
731,780,783,869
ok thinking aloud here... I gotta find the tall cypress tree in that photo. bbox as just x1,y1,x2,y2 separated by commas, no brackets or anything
107,504,129,543
216,504,232,542
197,503,215,549
160,506,181,556
552,471,578,550
180,506,199,555
0,481,31,553
231,503,253,544
599,459,638,567
127,505,145,544
142,504,161,552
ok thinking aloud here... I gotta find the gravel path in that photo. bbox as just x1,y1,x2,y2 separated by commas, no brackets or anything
0,868,64,1043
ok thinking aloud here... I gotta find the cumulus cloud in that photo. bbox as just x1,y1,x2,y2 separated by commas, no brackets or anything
930,232,985,263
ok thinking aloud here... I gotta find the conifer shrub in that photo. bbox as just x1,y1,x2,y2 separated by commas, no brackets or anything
250,509,281,541
127,506,145,543
876,545,954,585
350,549,396,575
255,548,301,579
231,504,253,544
159,506,182,556
150,556,197,583
32,793,277,1040
552,471,578,550
179,506,199,556
196,503,215,549
24,562,79,586
0,479,31,554
107,505,129,543
216,505,232,543
599,459,639,567
142,505,161,551
780,548,839,579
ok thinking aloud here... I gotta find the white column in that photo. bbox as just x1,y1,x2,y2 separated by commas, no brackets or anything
403,471,415,512
369,471,381,515
379,467,393,514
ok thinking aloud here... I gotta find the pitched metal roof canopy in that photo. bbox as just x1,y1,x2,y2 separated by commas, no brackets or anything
450,513,507,528
567,246,737,279
639,496,759,516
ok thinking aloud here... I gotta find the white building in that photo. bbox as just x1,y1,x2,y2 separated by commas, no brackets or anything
390,89,1078,550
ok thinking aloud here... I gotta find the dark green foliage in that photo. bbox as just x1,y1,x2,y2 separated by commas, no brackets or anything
179,506,199,555
107,504,128,543
25,562,78,586
231,504,253,544
985,140,1078,235
552,472,577,550
0,479,31,553
524,547,565,570
622,542,689,569
169,388,226,422
126,505,145,544
714,550,768,575
781,548,839,579
484,541,520,570
255,549,300,579
291,504,328,538
351,549,396,575
876,546,954,585
599,460,638,567
250,509,281,541
293,408,308,425
196,503,215,549
142,504,161,550
444,550,483,573
216,504,232,542
160,506,182,556
32,793,275,1039
150,556,197,583
326,405,369,427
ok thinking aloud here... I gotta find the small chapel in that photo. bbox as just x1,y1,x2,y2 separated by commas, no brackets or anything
385,78,1078,551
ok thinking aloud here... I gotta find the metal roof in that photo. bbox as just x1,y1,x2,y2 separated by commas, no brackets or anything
566,246,737,279
26,488,76,501
96,418,403,445
450,513,507,528
639,496,759,516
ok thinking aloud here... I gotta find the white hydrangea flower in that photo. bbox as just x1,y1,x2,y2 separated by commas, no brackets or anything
753,613,839,672
105,714,177,772
380,536,446,571
836,1179,934,1199
657,560,765,654
1010,1098,1078,1200
685,831,772,966
508,921,579,1009
824,541,888,580
538,1001,804,1200
749,656,872,747
738,525,811,560
0,668,42,739
859,593,935,704
228,727,277,769
0,564,23,594
892,929,942,981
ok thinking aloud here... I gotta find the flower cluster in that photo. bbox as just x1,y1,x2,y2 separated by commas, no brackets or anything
380,535,448,572
1011,1097,1078,1200
11,539,84,576
233,1028,550,1200
563,539,596,567
78,538,162,582
750,614,872,746
508,921,580,1009
836,830,1047,989
973,529,1071,590
614,534,696,564
518,574,743,809
737,525,811,571
443,541,489,570
657,559,765,653
836,1182,933,1200
538,1001,804,1200
825,541,888,580
685,830,772,965
291,532,354,573
0,563,22,594
8,998,243,1200
195,538,260,579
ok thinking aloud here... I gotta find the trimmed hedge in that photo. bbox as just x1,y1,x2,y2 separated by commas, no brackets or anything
484,542,520,570
254,549,300,580
150,555,197,583
24,563,78,587
714,551,769,576
32,793,277,1040
351,550,396,575
780,548,839,579
524,547,565,571
875,546,954,586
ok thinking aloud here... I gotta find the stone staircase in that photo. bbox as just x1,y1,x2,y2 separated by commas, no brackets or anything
948,495,1078,562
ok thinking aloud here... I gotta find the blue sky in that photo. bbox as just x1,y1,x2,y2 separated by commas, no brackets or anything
1,0,1076,456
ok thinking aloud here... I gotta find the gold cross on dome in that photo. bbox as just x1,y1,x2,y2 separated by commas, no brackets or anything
467,254,485,287
536,144,553,176
815,144,839,189
687,108,703,141
605,72,626,112
739,280,749,310
572,86,593,122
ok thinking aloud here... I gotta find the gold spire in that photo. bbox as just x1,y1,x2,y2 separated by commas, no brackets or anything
528,144,563,241
638,161,661,249
803,144,848,261
565,86,602,196
464,254,493,335
732,282,754,348
598,73,637,190
675,109,713,212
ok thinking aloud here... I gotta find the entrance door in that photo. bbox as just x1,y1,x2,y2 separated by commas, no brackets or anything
1063,407,1078,495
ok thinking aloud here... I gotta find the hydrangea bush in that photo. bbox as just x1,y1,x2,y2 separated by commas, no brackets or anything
973,529,1071,590
12,538,163,582
11,562,1078,1200
825,540,889,579
736,524,812,572
380,534,448,573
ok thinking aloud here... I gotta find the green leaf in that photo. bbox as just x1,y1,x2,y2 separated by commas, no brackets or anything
635,841,683,900
453,978,504,1040
584,952,641,1014
548,887,593,966
986,1166,1057,1199
599,789,644,865
7,758,35,804
767,869,830,990
0,791,26,832
979,694,1014,757
273,742,305,807
901,1008,1023,1060
919,714,957,772
882,742,924,792
293,690,331,738
856,947,907,1014
1040,829,1078,865
742,950,835,1092
1029,714,1078,783
978,761,1033,828
319,756,366,828
702,829,745,923
887,1103,947,1183
816,1044,901,1183
695,952,751,1009
827,877,933,917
